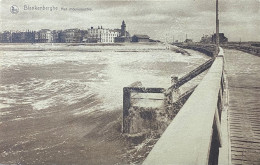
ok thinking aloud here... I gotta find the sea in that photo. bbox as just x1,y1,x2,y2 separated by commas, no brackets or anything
0,43,209,164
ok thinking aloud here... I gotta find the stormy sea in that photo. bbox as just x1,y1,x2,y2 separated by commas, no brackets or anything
0,43,209,164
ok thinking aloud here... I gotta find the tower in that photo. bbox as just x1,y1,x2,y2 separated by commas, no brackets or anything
121,20,126,37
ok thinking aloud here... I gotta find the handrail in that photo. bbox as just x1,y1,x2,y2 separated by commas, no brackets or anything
168,59,214,90
143,48,224,165
124,87,165,93
172,85,197,106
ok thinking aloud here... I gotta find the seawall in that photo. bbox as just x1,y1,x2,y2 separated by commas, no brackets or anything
175,43,217,57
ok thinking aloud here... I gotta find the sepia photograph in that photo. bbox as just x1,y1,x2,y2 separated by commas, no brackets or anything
0,0,259,164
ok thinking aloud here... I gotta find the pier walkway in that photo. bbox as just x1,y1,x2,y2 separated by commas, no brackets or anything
224,49,260,164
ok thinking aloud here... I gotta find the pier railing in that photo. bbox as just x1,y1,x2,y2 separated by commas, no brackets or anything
143,48,225,165
122,58,214,133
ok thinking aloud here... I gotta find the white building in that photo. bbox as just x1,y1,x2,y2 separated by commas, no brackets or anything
36,29,53,43
88,26,120,43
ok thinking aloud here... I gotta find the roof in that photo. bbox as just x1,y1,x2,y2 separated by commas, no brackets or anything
133,34,150,39
39,29,51,32
64,28,80,32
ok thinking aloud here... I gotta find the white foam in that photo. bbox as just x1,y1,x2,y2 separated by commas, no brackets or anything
0,46,208,113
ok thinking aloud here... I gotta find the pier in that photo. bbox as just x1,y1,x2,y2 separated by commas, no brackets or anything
142,48,225,165
122,46,260,164
224,49,260,164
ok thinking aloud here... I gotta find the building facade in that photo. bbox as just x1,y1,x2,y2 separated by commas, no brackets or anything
0,20,133,43
36,29,53,43
115,21,131,43
121,20,126,37
59,29,82,43
87,26,120,43
132,35,150,42
200,35,212,43
212,33,228,43
0,31,12,43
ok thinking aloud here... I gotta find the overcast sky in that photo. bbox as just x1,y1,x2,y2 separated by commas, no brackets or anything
0,0,259,41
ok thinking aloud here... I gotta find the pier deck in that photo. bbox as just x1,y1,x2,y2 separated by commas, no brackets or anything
225,49,260,164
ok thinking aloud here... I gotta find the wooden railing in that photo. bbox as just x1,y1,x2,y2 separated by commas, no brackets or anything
122,54,214,134
168,59,214,90
143,48,225,165
165,59,214,115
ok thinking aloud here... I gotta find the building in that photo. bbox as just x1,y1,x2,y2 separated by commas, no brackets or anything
0,30,35,43
10,31,22,43
200,35,212,43
184,39,193,43
51,30,61,43
114,20,131,43
36,29,53,43
0,20,135,43
0,31,12,43
87,26,120,43
131,34,150,42
60,29,82,43
212,33,228,43
81,30,88,43
121,20,126,37
100,29,120,43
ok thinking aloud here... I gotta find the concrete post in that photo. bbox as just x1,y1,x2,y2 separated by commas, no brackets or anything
171,76,178,86
123,87,131,133
171,76,180,103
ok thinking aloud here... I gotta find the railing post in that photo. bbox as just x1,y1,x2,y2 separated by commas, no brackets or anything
164,76,180,118
123,87,131,133
164,76,178,107
171,76,179,103
171,76,178,86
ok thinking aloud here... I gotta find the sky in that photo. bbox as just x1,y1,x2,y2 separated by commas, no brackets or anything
0,0,259,42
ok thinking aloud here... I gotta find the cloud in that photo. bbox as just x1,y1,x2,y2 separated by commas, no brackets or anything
0,0,259,41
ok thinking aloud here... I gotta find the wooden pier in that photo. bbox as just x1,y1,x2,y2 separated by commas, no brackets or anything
225,49,260,164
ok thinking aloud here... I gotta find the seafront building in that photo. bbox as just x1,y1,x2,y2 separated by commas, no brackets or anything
132,35,150,42
0,20,151,43
59,29,82,43
0,31,12,43
114,20,131,42
87,26,120,43
36,29,53,43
